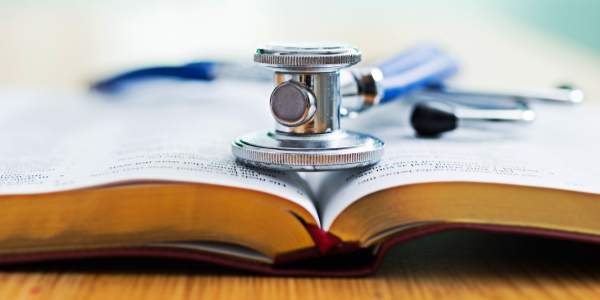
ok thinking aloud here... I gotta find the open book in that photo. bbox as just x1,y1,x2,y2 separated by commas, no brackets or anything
1,79,600,276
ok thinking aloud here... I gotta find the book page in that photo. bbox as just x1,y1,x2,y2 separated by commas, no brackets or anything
0,80,319,224
316,101,600,230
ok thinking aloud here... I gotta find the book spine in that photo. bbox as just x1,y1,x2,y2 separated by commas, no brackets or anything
304,224,343,254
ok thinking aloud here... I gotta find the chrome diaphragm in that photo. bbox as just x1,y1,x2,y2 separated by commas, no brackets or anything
231,41,385,171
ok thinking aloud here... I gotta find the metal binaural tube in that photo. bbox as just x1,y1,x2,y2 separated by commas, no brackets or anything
429,83,585,104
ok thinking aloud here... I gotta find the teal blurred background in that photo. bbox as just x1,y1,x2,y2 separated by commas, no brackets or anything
488,0,600,53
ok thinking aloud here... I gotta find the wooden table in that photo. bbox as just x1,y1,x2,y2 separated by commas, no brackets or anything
2,231,600,299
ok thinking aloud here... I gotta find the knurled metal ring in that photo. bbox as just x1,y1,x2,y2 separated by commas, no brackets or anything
254,53,361,67
231,130,385,171
254,42,361,68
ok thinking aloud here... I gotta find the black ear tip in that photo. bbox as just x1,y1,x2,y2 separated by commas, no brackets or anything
410,101,458,136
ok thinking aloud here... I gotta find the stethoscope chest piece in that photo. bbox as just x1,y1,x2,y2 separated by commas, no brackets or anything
232,41,384,171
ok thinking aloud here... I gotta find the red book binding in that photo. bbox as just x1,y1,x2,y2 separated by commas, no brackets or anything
1,223,599,277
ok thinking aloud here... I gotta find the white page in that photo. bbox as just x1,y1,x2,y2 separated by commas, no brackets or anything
0,80,319,224
317,101,600,231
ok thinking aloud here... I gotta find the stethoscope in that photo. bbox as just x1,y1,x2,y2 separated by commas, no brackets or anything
93,42,584,171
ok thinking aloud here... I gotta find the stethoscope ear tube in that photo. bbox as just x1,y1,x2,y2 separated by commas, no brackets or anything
92,62,220,93
379,55,458,103
377,44,453,78
340,44,458,115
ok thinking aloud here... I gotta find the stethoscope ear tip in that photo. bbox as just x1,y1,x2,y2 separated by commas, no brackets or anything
410,101,458,137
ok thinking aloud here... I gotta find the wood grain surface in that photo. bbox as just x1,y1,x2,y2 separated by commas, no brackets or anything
2,231,600,299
